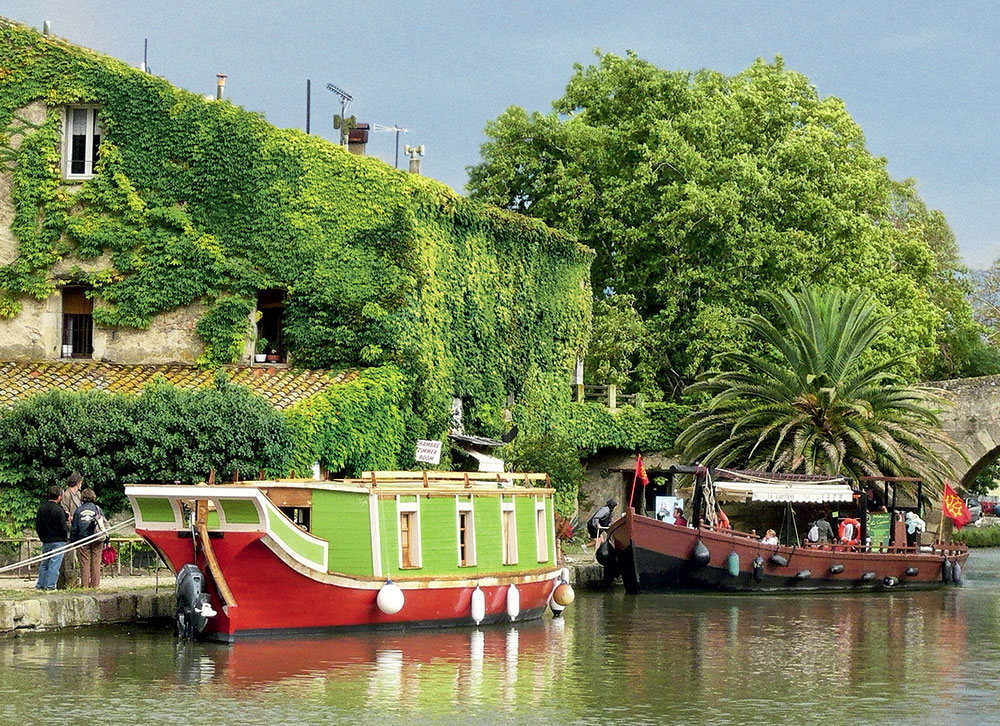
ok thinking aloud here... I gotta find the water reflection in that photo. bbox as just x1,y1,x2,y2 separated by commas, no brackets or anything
2,551,999,725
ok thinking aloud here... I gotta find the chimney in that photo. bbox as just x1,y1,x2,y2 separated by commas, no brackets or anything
405,144,425,175
347,123,370,155
216,73,227,100
42,20,50,35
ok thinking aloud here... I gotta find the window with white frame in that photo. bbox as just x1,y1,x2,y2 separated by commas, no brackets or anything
457,498,476,567
63,106,102,179
397,499,421,569
501,497,517,565
535,498,548,562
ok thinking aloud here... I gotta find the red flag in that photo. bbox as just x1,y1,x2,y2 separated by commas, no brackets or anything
942,482,972,530
628,454,650,511
636,454,649,487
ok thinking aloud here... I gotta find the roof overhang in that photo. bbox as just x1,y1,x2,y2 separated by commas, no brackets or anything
714,480,856,504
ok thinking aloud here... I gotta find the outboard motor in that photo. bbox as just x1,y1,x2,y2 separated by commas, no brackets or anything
176,563,217,639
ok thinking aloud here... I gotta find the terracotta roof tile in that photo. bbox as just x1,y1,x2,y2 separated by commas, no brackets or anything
0,361,356,410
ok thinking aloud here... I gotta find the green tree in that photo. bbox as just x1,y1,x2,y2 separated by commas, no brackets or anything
469,52,988,391
676,286,962,491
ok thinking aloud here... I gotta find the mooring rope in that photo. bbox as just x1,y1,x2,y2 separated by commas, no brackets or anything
0,517,137,574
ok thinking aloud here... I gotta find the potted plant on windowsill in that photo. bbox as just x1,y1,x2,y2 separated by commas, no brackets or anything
265,346,281,363
254,337,268,363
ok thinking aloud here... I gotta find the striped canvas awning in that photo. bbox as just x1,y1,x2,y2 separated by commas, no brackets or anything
714,480,856,504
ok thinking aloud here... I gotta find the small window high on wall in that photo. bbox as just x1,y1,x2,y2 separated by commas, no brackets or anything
62,106,102,179
256,288,286,362
62,286,93,359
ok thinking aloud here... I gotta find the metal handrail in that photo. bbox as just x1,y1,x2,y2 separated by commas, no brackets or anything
0,535,170,579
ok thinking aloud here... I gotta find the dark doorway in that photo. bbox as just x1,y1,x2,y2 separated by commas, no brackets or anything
257,289,286,362
62,286,93,358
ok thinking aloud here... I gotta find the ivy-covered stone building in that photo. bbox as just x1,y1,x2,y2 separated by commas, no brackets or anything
0,18,592,460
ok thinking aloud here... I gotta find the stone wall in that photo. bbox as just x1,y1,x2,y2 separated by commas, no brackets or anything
0,101,211,365
0,590,172,634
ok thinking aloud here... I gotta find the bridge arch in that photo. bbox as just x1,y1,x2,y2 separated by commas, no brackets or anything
933,376,1000,489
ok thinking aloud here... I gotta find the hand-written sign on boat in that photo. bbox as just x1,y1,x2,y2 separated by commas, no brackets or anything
415,439,442,465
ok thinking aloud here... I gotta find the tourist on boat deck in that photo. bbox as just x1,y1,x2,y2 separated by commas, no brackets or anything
905,511,926,548
865,483,887,512
806,513,836,544
761,529,779,545
587,499,618,544
672,506,688,527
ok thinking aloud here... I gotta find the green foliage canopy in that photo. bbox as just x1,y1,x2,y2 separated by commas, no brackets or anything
469,51,993,391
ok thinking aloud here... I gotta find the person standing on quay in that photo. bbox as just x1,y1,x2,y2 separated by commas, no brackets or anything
71,488,107,588
58,471,83,589
35,486,68,591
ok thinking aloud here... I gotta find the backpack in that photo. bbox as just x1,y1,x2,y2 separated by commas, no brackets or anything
806,523,820,542
87,507,111,540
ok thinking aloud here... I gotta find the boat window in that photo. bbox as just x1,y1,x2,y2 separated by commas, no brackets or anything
535,499,548,562
457,499,476,567
279,506,310,531
398,500,421,569
501,498,517,565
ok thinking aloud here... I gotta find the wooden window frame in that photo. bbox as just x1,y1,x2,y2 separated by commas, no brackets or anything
456,498,476,567
61,285,94,359
535,498,548,563
397,498,421,569
501,498,517,565
62,105,101,180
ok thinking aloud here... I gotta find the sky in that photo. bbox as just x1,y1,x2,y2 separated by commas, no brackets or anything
4,1,998,269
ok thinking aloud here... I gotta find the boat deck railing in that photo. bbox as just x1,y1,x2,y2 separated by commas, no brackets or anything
345,470,552,490
695,523,967,557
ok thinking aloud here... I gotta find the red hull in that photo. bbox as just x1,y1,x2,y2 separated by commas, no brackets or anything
606,511,969,593
144,529,562,641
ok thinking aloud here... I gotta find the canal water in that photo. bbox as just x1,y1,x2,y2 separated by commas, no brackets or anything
3,551,999,726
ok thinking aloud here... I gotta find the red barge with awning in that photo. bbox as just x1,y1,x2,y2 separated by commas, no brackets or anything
604,465,969,593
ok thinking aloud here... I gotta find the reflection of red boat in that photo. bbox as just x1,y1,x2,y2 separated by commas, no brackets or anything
606,466,969,593
220,623,553,688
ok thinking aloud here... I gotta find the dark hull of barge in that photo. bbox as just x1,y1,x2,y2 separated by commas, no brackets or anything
606,510,969,594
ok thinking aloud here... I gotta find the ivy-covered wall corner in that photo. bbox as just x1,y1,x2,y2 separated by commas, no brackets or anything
282,365,410,477
0,17,593,444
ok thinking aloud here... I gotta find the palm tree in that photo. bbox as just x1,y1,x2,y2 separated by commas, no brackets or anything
676,286,962,491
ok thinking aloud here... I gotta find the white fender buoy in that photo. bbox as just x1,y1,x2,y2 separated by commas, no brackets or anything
549,582,565,617
470,585,486,625
506,583,520,621
553,582,575,606
560,567,570,583
376,580,404,615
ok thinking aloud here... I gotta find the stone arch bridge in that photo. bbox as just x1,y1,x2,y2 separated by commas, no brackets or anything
933,375,1000,489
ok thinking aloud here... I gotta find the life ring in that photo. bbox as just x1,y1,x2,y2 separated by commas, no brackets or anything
717,508,731,530
838,518,861,545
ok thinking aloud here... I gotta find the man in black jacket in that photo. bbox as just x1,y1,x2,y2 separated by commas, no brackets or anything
35,486,68,591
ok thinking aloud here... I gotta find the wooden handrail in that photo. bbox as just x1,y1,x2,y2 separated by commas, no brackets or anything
196,500,236,611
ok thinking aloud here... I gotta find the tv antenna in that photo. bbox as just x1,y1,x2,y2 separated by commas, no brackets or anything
373,123,408,168
326,83,354,146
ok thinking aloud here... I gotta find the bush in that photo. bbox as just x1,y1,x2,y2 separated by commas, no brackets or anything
953,525,1000,548
506,433,584,517
0,373,293,513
